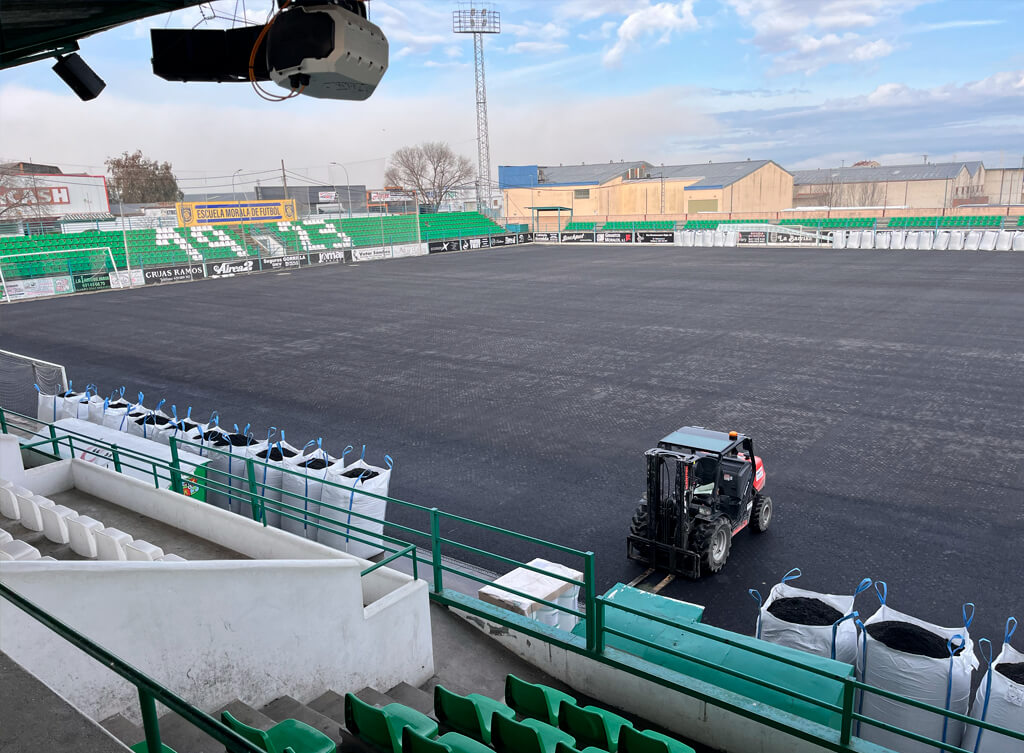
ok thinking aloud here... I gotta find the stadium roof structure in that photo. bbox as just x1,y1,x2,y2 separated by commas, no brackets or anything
536,162,650,186
0,1,204,69
793,161,983,186
636,159,789,189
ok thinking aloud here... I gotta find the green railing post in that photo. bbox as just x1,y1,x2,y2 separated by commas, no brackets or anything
138,688,163,753
168,437,184,495
246,456,262,524
0,407,7,434
839,677,856,747
48,424,60,456
430,507,443,594
111,444,122,473
584,552,602,653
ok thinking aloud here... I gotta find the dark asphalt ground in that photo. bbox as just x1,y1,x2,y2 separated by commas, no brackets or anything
1,244,1022,645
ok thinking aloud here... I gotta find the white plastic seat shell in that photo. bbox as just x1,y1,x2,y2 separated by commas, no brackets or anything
125,540,164,561
40,504,78,544
156,553,186,562
67,515,104,558
0,539,42,561
95,527,133,561
16,494,55,532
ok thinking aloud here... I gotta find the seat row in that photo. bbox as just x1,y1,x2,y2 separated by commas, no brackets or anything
346,674,695,753
0,532,55,561
0,479,184,562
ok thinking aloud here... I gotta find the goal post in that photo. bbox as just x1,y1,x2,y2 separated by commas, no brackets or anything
0,246,121,302
0,348,68,420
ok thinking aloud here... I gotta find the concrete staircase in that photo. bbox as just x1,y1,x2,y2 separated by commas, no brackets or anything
101,680,445,753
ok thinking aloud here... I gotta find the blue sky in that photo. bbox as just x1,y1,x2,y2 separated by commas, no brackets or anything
1,0,1022,190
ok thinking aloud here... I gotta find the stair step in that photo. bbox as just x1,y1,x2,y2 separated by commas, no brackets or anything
355,686,394,708
155,708,223,753
308,690,400,753
261,695,345,745
386,682,434,716
420,675,474,700
218,698,276,731
100,713,142,746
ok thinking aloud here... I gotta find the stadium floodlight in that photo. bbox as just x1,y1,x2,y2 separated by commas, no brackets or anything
453,3,500,217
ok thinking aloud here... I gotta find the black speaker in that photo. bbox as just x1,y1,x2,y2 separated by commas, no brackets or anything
52,53,106,101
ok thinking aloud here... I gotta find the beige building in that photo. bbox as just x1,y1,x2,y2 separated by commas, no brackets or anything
983,167,1024,207
500,160,793,221
792,162,986,210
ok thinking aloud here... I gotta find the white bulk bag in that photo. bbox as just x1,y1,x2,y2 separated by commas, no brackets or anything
126,399,170,441
980,231,998,251
857,587,978,753
725,230,738,247
963,618,1024,753
832,230,847,250
204,424,255,515
933,232,950,251
1013,232,1024,251
859,231,875,250
905,232,920,250
752,570,871,665
994,231,1013,251
712,231,726,247
155,405,198,446
57,383,88,421
949,231,965,251
318,451,394,558
280,443,338,539
680,230,695,247
101,392,138,432
89,387,123,424
700,229,715,247
181,412,226,457
875,233,891,250
35,384,62,424
890,231,905,250
965,231,982,250
249,432,301,528
846,230,861,248
918,232,934,251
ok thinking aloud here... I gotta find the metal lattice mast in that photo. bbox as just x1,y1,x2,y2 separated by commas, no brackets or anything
473,33,490,213
454,4,500,216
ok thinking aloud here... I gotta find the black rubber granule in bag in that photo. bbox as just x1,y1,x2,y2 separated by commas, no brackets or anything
767,597,843,626
995,663,1024,684
866,621,964,659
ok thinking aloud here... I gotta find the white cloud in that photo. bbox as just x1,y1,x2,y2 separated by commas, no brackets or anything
913,19,1004,33
507,41,570,55
603,2,699,67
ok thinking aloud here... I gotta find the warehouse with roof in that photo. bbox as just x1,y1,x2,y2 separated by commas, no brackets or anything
499,160,793,220
791,161,987,209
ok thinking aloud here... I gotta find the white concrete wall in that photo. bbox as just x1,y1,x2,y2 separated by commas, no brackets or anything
451,610,878,753
1,560,434,723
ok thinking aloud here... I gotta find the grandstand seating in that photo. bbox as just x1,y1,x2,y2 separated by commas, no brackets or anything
601,221,675,231
887,215,1002,228
683,218,875,230
562,222,596,232
419,211,507,241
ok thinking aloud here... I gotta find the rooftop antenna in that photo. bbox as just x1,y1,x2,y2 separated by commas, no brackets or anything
453,2,500,217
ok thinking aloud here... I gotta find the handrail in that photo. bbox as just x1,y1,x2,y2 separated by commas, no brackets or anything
0,581,264,753
4,405,1024,753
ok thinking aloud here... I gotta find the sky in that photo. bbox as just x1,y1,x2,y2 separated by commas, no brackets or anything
1,0,1022,191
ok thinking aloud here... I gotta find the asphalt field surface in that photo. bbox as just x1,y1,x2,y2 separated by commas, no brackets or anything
2,244,1022,645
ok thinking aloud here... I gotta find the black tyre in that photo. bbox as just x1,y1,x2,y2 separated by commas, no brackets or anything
751,495,773,533
693,516,732,575
627,500,651,562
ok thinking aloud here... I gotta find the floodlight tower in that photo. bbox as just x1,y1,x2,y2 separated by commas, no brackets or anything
453,3,500,216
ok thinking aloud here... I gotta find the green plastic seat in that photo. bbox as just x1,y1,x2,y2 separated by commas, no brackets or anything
345,692,438,753
403,726,492,753
555,742,608,753
617,725,695,753
129,743,178,753
434,685,514,743
557,701,633,752
491,712,576,753
505,674,577,726
221,710,335,753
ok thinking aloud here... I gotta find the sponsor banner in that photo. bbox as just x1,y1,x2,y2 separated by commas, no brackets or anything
311,250,347,264
637,231,674,244
560,231,595,243
354,246,390,261
0,173,109,219
72,272,111,293
738,231,767,245
111,269,145,288
428,240,460,254
205,259,257,278
390,243,426,259
318,191,337,202
768,230,806,244
488,234,519,247
144,264,205,285
176,199,297,227
1,275,73,301
370,190,412,203
259,254,309,271
533,232,558,243
522,233,534,243
597,231,633,244
457,237,490,250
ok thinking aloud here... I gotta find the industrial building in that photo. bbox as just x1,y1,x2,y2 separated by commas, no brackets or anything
499,160,793,222
791,161,987,209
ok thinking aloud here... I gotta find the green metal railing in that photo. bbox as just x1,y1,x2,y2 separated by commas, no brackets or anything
0,581,265,753
3,405,1023,753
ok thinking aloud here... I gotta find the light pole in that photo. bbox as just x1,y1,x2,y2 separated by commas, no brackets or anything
119,199,132,287
329,162,353,218
232,169,249,257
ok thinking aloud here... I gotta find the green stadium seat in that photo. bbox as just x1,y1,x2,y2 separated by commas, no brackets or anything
491,713,575,753
345,693,438,753
434,685,514,744
617,725,695,753
557,701,633,753
505,675,576,726
221,709,336,753
403,727,492,753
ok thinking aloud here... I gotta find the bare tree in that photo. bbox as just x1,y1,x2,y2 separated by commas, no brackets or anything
0,166,49,222
105,150,182,204
845,181,885,207
384,142,474,212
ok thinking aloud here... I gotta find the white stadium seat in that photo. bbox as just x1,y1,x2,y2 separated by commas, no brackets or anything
125,540,164,561
16,494,55,532
95,527,133,560
40,504,78,544
0,530,12,545
0,539,42,561
67,515,104,558
0,481,19,520
156,553,186,562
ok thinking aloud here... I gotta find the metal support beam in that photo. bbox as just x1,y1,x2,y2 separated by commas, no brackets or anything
473,32,491,215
